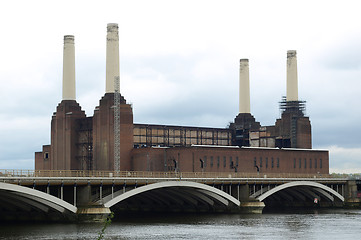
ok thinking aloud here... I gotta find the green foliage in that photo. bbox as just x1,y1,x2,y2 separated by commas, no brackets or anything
97,212,114,240
330,172,361,179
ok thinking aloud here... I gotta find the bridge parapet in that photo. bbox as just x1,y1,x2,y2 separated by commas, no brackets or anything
0,169,340,179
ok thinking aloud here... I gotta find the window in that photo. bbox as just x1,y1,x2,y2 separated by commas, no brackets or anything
294,158,296,168
304,158,307,169
299,158,302,168
223,157,227,168
204,156,207,168
271,157,274,168
277,158,280,168
44,152,49,160
254,157,257,167
315,158,317,168
230,157,233,168
217,156,220,168
266,157,268,168
320,159,322,168
310,158,312,169
236,157,239,167
260,157,263,168
210,156,214,168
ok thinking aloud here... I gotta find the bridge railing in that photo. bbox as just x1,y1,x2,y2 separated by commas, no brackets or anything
0,169,335,179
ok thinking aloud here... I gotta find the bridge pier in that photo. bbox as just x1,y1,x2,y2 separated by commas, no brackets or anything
227,183,264,213
344,180,361,208
77,206,111,222
72,185,112,222
238,201,265,214
77,185,92,205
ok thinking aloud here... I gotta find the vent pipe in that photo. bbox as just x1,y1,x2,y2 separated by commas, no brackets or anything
105,23,120,93
239,59,251,114
62,35,76,100
286,50,298,101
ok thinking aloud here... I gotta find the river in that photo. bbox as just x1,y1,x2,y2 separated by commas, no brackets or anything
1,209,361,239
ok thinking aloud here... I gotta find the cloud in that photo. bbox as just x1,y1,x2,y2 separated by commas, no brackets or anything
1,0,361,173
0,159,34,170
326,145,361,173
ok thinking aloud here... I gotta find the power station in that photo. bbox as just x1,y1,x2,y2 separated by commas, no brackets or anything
35,23,328,175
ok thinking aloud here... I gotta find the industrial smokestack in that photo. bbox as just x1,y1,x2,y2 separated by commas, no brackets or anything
62,35,76,100
105,23,120,93
286,50,298,101
239,59,251,114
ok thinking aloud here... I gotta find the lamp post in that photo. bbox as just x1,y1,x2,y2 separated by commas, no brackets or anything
255,165,260,176
199,158,204,173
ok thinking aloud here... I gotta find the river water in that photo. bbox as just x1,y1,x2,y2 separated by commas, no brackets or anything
1,209,361,239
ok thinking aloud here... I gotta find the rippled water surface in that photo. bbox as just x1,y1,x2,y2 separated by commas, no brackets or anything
1,209,361,239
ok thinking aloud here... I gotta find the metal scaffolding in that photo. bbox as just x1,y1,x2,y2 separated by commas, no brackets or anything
76,118,93,170
114,76,120,171
279,96,306,117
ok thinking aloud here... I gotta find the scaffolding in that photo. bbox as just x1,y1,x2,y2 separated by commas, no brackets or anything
279,96,306,117
114,76,120,171
76,117,93,170
279,96,308,148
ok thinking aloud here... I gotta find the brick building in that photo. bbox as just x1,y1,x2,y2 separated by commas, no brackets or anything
35,24,328,175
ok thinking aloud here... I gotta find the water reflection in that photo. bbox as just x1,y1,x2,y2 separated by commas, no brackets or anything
0,210,361,240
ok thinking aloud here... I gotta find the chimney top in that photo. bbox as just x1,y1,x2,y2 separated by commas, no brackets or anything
107,23,118,32
64,35,74,43
287,50,297,58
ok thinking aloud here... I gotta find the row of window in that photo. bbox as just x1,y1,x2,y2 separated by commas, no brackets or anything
134,128,230,138
253,157,280,169
134,136,230,146
198,156,322,170
200,156,239,169
293,158,323,169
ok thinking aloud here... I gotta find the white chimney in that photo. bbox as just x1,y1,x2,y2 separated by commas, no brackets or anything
62,35,76,100
239,59,251,114
286,50,298,101
105,23,120,93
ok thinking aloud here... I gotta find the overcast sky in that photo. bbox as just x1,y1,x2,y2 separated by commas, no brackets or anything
0,0,360,173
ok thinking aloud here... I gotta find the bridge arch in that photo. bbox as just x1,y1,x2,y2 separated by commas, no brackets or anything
256,181,344,203
0,182,77,216
103,181,240,211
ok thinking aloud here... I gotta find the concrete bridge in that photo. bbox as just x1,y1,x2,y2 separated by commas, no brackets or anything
0,170,356,222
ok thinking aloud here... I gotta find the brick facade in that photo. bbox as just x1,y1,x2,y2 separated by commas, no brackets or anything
50,100,86,170
132,146,329,174
92,93,133,171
